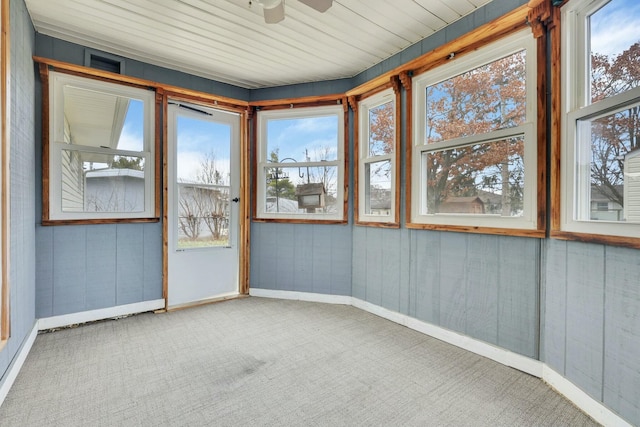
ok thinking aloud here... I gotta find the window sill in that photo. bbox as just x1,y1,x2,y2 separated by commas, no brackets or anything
551,230,640,249
41,217,160,226
406,222,545,238
354,220,400,229
252,217,347,225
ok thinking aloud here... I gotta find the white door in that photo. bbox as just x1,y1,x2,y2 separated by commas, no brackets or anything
167,102,240,308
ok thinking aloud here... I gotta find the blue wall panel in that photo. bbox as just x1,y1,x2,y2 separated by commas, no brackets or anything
115,224,145,305
565,243,605,400
351,227,367,300
85,225,117,310
603,246,640,424
466,235,499,345
251,223,351,296
35,226,53,318
438,233,469,334
496,236,538,358
329,225,352,296
0,0,36,387
52,227,87,316
541,239,567,374
143,222,163,300
413,231,440,324
541,240,640,426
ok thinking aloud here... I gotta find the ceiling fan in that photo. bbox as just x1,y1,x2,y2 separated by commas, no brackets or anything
251,0,334,24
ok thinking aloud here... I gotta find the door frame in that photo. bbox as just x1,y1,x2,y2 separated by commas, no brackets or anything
161,91,250,310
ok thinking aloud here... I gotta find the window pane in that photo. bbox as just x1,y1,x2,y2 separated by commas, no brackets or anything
577,102,640,222
425,51,526,143
175,115,232,249
423,137,525,216
364,159,392,216
63,85,145,152
589,0,640,104
62,150,146,213
263,165,339,214
266,116,338,163
369,101,394,156
177,183,230,249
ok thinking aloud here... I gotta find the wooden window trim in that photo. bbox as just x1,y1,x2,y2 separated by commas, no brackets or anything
406,22,547,239
1,0,9,346
353,78,401,228
552,0,640,248
251,97,348,224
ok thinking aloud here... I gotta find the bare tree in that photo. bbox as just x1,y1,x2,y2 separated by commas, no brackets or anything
177,151,229,244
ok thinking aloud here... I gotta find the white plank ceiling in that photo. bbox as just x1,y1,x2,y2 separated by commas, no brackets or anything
25,0,493,89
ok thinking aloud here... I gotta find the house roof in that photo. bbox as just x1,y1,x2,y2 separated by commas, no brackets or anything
442,196,484,205
85,168,144,179
25,0,494,89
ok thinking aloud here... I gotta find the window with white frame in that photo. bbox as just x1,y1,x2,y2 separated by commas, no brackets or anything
411,30,538,230
561,0,640,237
255,105,345,221
358,88,397,223
46,71,156,221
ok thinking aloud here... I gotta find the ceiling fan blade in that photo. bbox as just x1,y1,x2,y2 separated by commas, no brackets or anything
262,0,285,23
298,0,333,13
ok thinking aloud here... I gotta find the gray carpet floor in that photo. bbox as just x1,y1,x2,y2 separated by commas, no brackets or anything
0,297,599,426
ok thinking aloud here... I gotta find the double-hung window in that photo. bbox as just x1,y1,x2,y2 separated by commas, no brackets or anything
45,71,157,222
410,30,538,231
255,105,345,222
561,0,640,240
357,88,398,225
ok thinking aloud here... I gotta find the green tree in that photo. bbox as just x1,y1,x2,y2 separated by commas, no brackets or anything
267,149,296,200
110,156,143,170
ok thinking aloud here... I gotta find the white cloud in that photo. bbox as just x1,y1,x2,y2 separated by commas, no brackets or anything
117,125,144,151
176,151,231,183
591,0,640,58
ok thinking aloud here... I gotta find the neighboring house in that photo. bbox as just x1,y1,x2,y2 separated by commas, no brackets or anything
590,185,623,221
368,188,391,216
85,168,145,212
265,196,299,213
624,150,640,221
439,196,485,214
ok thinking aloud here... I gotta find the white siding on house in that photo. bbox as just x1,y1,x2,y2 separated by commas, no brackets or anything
60,117,84,212
624,151,640,221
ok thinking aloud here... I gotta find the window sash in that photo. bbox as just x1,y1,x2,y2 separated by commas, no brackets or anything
358,88,396,223
47,71,156,221
256,105,345,221
561,0,640,238
411,30,537,230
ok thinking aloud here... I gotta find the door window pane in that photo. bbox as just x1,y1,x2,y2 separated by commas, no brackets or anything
176,115,231,249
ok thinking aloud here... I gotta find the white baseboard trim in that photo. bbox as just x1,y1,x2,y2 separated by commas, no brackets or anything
250,290,629,427
38,299,165,331
543,365,632,427
0,321,38,407
249,288,352,305
351,297,544,378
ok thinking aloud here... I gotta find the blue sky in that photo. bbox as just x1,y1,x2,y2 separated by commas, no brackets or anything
118,103,232,182
176,115,231,182
266,115,338,163
591,0,640,57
